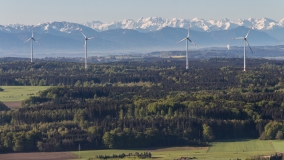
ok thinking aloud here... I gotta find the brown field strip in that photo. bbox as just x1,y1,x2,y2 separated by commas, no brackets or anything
3,101,22,109
0,152,77,160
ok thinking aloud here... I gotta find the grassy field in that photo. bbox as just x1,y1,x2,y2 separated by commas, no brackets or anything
271,140,284,152
0,86,50,102
207,139,275,160
71,139,281,160
208,139,273,152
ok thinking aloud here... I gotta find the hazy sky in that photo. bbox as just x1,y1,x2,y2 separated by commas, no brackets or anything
1,0,284,25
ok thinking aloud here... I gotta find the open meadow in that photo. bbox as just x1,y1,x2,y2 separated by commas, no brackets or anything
271,140,284,152
0,86,50,109
71,139,284,160
0,86,50,102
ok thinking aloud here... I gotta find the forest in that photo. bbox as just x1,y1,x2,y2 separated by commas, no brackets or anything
1,58,284,153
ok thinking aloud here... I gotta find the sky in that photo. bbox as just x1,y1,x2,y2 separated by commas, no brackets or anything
1,0,284,25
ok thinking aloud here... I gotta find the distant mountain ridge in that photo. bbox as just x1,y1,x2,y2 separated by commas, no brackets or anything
1,17,284,33
83,17,284,41
83,17,284,32
1,17,284,41
0,17,283,57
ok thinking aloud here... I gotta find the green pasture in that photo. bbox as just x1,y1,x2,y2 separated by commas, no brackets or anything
0,86,50,102
72,139,283,160
207,139,275,160
208,139,273,152
271,140,284,152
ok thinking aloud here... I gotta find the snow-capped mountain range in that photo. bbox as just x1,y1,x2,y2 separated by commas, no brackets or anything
0,17,283,57
84,17,284,32
1,17,284,33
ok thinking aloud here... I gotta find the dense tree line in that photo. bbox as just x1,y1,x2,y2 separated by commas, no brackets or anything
94,152,152,159
1,58,284,153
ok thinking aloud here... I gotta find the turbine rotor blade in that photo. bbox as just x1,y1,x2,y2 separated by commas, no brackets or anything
187,25,190,37
246,40,253,53
245,26,253,38
87,36,97,40
188,39,198,47
176,38,186,43
24,38,31,43
34,40,40,45
80,31,87,38
232,37,244,40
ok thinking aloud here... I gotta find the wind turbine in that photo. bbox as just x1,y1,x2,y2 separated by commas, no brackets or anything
232,26,253,71
227,44,230,50
177,25,198,69
80,30,97,69
24,29,40,62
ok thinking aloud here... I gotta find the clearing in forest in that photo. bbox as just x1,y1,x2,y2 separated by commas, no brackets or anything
0,86,50,102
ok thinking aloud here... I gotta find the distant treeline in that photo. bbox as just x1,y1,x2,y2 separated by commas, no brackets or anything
93,152,152,160
1,58,284,153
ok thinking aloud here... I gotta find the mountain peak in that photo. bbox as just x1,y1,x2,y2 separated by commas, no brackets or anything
279,18,284,24
191,17,199,21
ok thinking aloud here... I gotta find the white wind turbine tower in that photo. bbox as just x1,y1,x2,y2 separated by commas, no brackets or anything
232,26,254,71
24,29,40,62
80,30,97,69
177,25,198,69
227,44,230,50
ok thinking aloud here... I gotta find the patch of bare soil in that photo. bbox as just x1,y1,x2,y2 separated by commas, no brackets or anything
3,101,22,109
0,152,77,160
